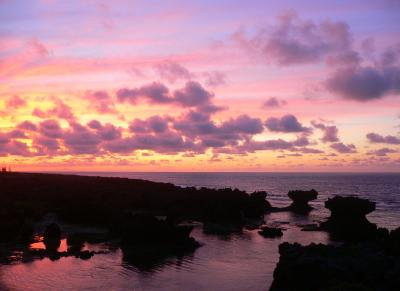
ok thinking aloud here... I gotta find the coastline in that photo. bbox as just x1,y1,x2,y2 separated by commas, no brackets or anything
1,172,399,290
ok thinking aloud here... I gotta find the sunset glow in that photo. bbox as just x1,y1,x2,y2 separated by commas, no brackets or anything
1,0,399,171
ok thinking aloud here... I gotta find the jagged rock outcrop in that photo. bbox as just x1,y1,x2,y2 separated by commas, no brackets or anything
287,189,318,214
270,238,400,291
118,213,199,248
319,196,383,241
244,191,272,218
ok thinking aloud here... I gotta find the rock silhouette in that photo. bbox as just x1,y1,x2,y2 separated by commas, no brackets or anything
258,226,283,238
43,223,62,251
270,237,400,291
287,189,318,214
319,196,381,241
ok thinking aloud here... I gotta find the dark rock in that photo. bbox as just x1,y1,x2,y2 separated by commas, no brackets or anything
43,223,61,240
299,223,320,231
43,223,61,251
270,241,400,291
319,196,379,241
119,214,200,272
203,222,242,235
17,222,34,242
67,233,86,251
120,213,199,247
258,226,283,238
244,191,272,218
387,227,400,255
78,250,94,260
287,189,318,214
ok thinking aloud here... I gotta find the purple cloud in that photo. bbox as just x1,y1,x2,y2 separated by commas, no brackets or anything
234,11,353,65
173,81,213,107
116,81,223,113
204,71,226,87
367,147,397,156
6,95,27,109
311,120,339,142
17,120,37,131
0,140,31,157
117,82,172,104
155,61,192,83
85,90,116,114
326,66,400,101
262,97,287,108
39,119,63,139
104,131,199,155
34,136,60,154
129,116,170,134
33,99,75,121
63,123,102,154
265,114,310,133
366,132,400,144
221,115,264,135
330,142,357,153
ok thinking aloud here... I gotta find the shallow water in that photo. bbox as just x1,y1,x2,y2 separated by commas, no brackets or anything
1,172,399,290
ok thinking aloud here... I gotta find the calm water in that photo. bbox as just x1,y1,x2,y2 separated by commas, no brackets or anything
2,172,400,291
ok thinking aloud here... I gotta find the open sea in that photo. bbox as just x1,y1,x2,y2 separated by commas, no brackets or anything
1,172,400,291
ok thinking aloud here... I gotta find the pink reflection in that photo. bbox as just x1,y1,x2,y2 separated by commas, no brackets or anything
29,237,68,252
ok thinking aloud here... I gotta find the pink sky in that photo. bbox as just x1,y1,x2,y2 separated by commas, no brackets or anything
0,0,399,171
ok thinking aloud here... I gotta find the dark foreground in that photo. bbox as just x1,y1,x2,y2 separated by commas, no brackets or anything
0,172,399,290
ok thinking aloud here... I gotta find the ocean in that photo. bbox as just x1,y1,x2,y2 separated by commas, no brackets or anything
2,172,400,290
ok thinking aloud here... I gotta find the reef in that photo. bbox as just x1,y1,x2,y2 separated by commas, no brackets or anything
319,195,384,241
0,172,277,264
270,232,400,291
271,195,399,291
287,189,318,214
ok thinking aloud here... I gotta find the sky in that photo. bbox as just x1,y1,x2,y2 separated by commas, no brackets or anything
0,0,399,172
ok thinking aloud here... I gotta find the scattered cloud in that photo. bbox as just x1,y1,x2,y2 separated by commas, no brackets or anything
155,61,193,83
367,147,397,156
233,10,353,65
366,132,400,144
262,97,287,108
84,90,116,114
311,120,339,142
326,65,400,101
265,114,310,133
330,142,357,153
6,95,27,109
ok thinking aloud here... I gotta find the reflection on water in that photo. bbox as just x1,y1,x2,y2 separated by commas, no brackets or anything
1,172,399,290
0,212,329,291
30,238,90,253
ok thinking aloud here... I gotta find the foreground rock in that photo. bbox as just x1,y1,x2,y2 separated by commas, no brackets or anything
270,233,400,291
258,226,283,238
118,213,199,248
319,196,384,241
43,223,62,251
244,191,272,218
117,213,200,271
287,189,318,214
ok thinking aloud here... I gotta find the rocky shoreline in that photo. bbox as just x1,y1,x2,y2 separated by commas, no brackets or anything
0,172,398,290
271,195,400,291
